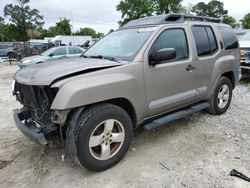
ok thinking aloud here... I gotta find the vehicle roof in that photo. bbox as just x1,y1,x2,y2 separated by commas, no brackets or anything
120,13,225,30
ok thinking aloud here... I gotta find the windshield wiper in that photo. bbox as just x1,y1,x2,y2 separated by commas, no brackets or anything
83,55,120,63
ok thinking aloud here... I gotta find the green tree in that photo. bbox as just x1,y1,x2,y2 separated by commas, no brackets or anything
241,13,250,29
116,0,154,26
0,16,4,25
45,18,71,36
192,0,228,17
74,27,104,38
223,15,240,29
0,24,20,41
4,0,44,41
152,0,183,14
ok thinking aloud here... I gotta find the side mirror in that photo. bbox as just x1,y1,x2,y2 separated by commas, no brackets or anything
49,53,54,57
149,48,176,65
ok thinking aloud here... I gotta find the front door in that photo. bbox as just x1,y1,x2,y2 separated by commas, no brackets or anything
144,27,201,117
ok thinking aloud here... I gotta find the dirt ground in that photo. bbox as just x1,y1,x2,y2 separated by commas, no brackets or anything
0,64,250,188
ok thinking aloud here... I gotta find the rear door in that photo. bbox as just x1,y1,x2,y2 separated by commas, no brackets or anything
190,24,236,99
67,47,84,58
144,26,200,117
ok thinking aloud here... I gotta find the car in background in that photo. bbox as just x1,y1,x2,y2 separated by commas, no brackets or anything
239,32,250,75
0,45,18,58
19,46,85,68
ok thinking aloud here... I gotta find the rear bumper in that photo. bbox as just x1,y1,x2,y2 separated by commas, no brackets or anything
13,109,48,145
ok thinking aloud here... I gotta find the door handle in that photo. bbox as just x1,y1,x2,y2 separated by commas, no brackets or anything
186,64,196,71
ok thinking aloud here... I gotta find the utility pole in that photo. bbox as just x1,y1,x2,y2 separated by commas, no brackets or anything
71,12,75,46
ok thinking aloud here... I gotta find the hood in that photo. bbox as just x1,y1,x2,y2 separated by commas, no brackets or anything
239,40,250,48
20,55,47,63
14,58,121,85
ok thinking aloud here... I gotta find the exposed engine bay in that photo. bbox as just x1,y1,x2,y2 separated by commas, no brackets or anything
14,82,59,134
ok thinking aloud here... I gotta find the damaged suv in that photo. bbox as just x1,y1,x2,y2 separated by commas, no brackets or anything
12,14,240,171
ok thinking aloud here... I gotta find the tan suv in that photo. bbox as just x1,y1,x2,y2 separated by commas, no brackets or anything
12,14,240,171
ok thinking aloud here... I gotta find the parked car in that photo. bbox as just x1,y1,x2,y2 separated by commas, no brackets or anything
0,45,17,58
12,14,240,171
239,32,250,75
19,46,85,68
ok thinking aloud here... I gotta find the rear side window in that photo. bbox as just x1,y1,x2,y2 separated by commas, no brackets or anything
191,26,218,56
217,26,238,50
150,28,189,61
69,47,83,54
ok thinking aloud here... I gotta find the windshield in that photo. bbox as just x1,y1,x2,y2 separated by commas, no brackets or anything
240,32,250,41
84,28,155,61
41,47,57,56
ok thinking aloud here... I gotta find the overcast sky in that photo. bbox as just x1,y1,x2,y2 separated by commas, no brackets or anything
0,0,250,34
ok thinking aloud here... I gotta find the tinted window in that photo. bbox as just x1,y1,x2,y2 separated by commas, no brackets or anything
150,29,189,61
192,26,210,56
206,27,218,53
68,47,83,54
217,26,238,50
53,47,67,56
192,26,218,56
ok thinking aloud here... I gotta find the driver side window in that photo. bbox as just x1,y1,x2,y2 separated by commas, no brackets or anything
150,28,189,61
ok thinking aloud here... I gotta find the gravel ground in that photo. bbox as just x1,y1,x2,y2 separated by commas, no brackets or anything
0,64,250,188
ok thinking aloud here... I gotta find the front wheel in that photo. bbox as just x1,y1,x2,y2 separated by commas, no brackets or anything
207,77,233,115
75,104,133,171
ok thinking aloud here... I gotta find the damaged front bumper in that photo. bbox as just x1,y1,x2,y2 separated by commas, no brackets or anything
13,109,48,145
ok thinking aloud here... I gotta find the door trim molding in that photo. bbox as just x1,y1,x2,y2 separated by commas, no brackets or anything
149,86,207,110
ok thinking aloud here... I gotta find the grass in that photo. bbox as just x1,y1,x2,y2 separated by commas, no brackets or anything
247,83,250,91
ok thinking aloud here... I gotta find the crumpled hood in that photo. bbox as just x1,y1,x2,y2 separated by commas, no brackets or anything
14,58,121,85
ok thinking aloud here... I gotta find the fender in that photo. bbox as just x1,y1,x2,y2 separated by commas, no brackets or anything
50,73,145,121
209,54,238,95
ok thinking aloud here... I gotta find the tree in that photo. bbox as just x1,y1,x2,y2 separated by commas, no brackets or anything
180,4,193,15
152,0,183,14
74,27,104,38
4,0,44,41
223,15,240,29
192,0,228,17
116,0,154,26
46,18,71,36
0,16,4,25
0,24,20,41
116,0,187,26
241,13,250,29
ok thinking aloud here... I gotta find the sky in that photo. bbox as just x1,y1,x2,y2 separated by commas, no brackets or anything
0,0,250,34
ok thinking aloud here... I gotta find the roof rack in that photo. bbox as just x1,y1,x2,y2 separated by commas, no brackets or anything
122,13,222,29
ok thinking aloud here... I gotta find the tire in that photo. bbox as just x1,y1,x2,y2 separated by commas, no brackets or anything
206,77,233,115
75,103,133,171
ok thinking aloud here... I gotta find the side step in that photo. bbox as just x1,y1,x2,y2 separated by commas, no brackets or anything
143,102,209,131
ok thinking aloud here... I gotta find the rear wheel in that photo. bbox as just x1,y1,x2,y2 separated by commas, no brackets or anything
207,77,233,115
75,104,133,171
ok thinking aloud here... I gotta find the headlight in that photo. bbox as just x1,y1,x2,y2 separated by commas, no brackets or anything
22,59,31,64
11,80,15,94
240,50,246,56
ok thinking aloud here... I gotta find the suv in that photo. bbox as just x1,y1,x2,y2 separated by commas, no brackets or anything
0,44,17,58
12,14,240,171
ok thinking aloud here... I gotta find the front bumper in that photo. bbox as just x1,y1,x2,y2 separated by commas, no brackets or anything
13,109,48,145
